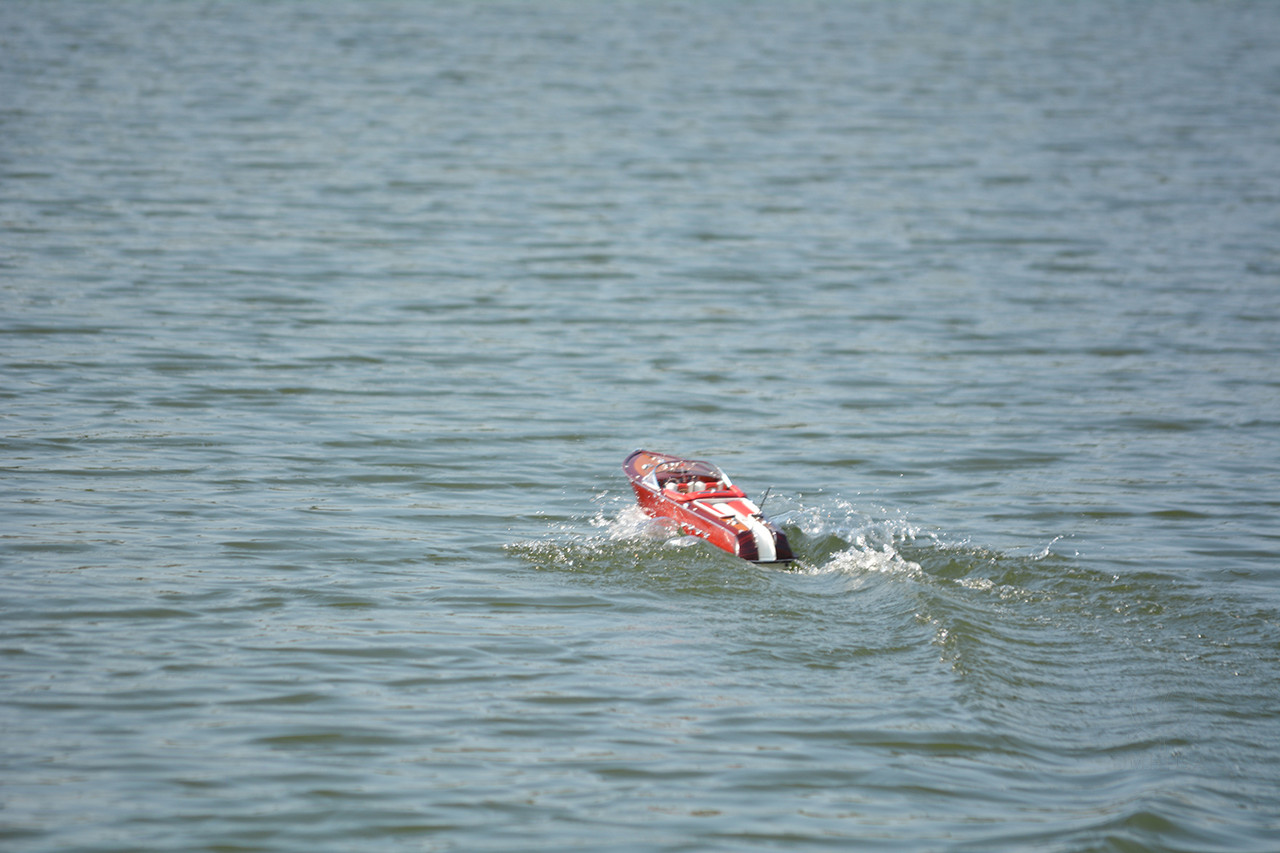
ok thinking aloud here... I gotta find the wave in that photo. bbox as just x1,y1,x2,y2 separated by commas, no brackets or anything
513,490,1072,593
510,489,1279,689
505,491,1280,851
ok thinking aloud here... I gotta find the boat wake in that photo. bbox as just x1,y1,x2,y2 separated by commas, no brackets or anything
509,489,1278,725
505,490,1280,853
512,490,1066,590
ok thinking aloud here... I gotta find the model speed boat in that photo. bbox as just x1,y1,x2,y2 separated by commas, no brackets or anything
623,449,793,563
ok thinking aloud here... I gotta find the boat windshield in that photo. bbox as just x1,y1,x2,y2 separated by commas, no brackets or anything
654,459,730,492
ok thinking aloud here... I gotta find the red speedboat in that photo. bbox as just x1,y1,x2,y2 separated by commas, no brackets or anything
623,449,793,563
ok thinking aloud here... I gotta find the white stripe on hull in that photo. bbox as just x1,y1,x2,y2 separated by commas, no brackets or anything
709,501,776,562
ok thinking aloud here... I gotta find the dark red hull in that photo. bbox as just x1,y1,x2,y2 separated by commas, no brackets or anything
623,450,793,563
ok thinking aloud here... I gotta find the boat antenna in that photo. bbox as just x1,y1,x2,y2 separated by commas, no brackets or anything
758,487,771,512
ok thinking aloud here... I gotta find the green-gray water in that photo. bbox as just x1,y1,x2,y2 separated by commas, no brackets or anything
3,2,1279,850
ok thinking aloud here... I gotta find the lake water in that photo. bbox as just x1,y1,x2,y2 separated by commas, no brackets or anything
3,1,1279,850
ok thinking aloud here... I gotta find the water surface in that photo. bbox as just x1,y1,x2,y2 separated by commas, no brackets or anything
3,1,1279,850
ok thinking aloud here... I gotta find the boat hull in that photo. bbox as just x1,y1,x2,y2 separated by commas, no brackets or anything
623,450,793,563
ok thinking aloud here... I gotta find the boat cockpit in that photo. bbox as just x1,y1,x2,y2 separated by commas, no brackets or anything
652,459,743,499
